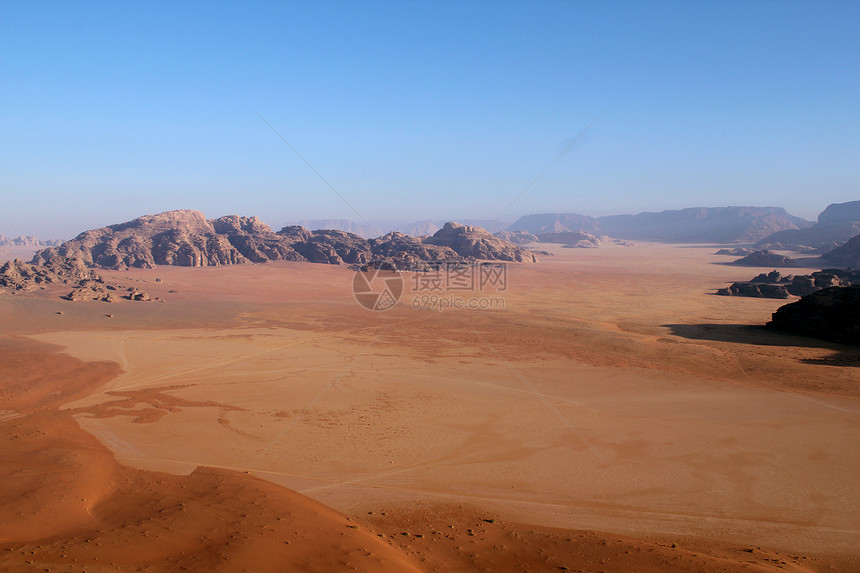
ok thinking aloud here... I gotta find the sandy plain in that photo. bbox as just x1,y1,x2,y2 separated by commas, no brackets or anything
1,242,857,571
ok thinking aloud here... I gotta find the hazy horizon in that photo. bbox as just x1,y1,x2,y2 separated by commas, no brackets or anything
3,1,858,238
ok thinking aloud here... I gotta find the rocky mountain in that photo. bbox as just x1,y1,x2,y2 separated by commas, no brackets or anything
507,207,810,243
0,258,153,303
424,222,538,262
32,211,537,271
730,250,798,267
818,200,860,225
756,200,860,252
766,286,860,345
755,221,860,253
820,234,860,268
293,219,378,238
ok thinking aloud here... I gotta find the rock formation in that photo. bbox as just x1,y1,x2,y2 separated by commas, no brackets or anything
493,230,539,245
423,222,538,262
730,250,797,267
31,211,537,272
820,234,860,268
0,258,152,302
818,200,860,225
766,286,860,345
716,269,860,299
536,231,600,248
756,201,860,252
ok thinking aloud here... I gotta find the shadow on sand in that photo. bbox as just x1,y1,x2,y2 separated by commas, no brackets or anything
664,323,860,367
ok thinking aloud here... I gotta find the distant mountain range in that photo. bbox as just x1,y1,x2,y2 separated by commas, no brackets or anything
756,201,860,252
506,207,812,244
0,234,61,247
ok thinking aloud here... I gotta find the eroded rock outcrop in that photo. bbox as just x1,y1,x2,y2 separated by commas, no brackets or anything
766,286,860,345
536,231,600,248
424,222,538,262
31,211,538,272
716,269,860,299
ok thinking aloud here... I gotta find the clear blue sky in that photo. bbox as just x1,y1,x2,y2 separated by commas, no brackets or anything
2,0,858,238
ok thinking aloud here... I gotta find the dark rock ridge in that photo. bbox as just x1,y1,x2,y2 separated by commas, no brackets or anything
508,207,810,243
0,258,153,303
818,200,860,225
821,234,860,268
766,286,860,345
716,269,860,299
730,250,798,267
424,223,538,262
32,211,537,271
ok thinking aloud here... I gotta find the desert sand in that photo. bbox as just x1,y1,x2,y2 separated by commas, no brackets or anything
1,243,857,571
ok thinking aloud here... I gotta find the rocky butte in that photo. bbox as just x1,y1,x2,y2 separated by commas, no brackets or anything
31,210,537,271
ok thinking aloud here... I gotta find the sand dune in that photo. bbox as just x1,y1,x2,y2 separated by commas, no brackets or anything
1,243,857,571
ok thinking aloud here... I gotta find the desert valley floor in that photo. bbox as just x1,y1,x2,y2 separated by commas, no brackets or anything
1,243,858,572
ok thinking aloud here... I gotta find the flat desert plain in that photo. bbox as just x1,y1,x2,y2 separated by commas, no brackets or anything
1,243,858,572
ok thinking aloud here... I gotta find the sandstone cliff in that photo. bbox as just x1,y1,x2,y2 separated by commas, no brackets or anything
32,211,537,271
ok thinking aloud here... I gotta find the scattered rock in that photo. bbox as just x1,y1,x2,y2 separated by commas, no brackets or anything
536,231,600,248
127,290,151,302
1,256,156,303
716,269,860,298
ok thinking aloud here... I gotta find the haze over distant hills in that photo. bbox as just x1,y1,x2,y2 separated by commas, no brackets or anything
0,234,60,247
756,200,860,252
506,206,811,243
